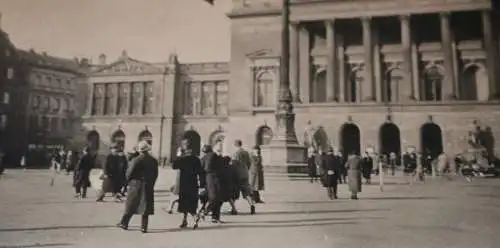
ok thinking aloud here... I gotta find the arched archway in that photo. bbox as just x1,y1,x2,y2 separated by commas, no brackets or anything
86,131,100,153
111,130,126,151
420,123,443,159
138,130,152,145
255,71,274,107
209,131,225,155
339,123,361,156
379,122,401,157
256,125,273,146
424,66,443,101
313,71,327,103
182,130,201,156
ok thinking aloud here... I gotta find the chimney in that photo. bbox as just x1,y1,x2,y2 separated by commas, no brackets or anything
98,54,106,65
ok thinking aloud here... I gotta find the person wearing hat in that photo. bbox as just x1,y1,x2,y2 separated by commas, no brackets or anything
97,144,123,202
72,146,95,198
117,140,159,233
320,147,341,200
200,144,223,223
172,140,205,228
249,145,265,203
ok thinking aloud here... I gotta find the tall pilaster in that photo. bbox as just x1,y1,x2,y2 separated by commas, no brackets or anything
127,83,133,114
337,35,345,103
482,10,498,99
290,22,301,102
325,19,337,102
299,24,311,103
411,43,420,100
362,17,375,101
440,12,457,100
86,83,95,115
373,28,382,102
400,15,414,101
114,83,120,115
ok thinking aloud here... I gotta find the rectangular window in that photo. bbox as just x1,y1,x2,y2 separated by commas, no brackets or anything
103,84,115,115
3,92,9,104
191,82,201,115
183,82,193,115
143,82,154,114
6,68,14,80
216,81,228,116
117,83,129,115
131,82,143,115
0,114,7,129
201,82,214,115
92,84,105,115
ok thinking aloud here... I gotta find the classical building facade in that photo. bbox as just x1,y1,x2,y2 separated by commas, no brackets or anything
18,50,89,150
83,0,500,164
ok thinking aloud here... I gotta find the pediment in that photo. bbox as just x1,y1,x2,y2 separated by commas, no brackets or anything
93,58,163,75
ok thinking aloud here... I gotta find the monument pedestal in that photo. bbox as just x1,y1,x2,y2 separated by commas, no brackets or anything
261,143,307,174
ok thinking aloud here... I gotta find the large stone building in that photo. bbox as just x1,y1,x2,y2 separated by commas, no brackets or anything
83,0,500,164
18,50,89,151
0,15,30,165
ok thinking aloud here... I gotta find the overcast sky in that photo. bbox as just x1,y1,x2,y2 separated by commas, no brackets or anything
0,0,232,63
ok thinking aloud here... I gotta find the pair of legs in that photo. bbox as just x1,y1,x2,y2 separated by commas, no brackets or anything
96,189,122,202
326,185,338,199
338,172,346,184
75,186,88,198
118,213,149,233
350,191,358,200
252,191,264,203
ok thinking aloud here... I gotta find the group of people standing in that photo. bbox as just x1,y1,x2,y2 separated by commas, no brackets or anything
170,139,264,229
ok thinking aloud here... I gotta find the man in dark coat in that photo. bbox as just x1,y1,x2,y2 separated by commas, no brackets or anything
217,153,238,215
361,152,373,184
231,139,256,215
307,148,318,183
334,150,345,184
172,145,205,228
97,146,123,202
321,147,341,199
200,145,223,223
249,145,265,203
73,147,94,198
117,141,158,233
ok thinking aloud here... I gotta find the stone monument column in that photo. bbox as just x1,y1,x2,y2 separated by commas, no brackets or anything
260,0,307,174
325,19,337,102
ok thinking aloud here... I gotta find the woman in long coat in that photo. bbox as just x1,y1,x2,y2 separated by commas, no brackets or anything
219,155,239,215
361,152,373,184
172,147,205,228
249,145,265,203
117,141,158,233
346,152,362,200
96,148,123,202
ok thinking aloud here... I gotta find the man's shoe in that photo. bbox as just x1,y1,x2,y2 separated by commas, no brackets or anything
250,205,256,215
116,223,128,230
179,220,188,228
141,228,147,233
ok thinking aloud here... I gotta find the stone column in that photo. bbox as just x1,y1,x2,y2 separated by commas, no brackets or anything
362,17,375,101
337,35,345,102
411,43,420,100
290,22,301,102
373,29,382,102
212,82,218,115
440,12,456,100
400,15,414,101
325,19,337,102
482,10,498,99
127,82,133,114
114,83,120,115
86,83,95,115
299,24,311,103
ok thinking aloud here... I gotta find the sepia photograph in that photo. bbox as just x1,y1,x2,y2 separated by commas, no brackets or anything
0,0,500,247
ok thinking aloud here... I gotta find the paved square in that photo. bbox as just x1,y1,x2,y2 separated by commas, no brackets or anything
1,169,500,248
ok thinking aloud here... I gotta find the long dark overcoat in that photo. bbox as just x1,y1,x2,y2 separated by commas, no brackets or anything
218,156,238,202
249,154,265,191
320,154,341,187
361,156,373,179
172,154,204,214
201,152,222,202
307,155,317,177
73,153,94,188
124,153,159,215
101,154,124,193
346,155,362,193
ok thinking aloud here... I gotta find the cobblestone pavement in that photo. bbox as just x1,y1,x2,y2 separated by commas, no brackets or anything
1,169,500,248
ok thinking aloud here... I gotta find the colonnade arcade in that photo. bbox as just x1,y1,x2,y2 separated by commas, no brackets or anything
288,10,498,104
85,128,153,153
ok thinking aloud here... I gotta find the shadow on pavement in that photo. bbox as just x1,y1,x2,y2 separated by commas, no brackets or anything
0,243,72,248
0,225,115,232
225,216,384,224
360,196,441,200
226,208,389,216
148,221,358,233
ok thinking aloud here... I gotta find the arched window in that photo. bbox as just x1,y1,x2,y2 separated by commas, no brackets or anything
256,126,273,146
255,72,274,107
385,69,404,102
